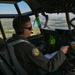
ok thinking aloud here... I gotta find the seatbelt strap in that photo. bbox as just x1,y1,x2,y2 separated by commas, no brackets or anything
8,39,30,46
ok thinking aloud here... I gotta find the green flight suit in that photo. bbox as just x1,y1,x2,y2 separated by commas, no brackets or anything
7,34,66,75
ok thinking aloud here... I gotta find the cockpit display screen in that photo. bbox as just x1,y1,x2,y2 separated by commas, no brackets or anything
41,29,58,53
41,29,73,53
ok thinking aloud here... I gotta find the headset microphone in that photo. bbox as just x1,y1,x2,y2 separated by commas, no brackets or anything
31,31,33,34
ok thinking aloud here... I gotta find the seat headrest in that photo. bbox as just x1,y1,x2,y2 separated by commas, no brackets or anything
0,38,5,47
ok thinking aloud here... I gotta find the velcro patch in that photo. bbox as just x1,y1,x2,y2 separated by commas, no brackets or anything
32,48,39,56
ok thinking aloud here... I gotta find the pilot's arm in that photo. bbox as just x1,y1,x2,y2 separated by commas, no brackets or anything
27,44,68,72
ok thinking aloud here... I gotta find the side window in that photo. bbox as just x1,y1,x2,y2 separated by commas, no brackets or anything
1,18,15,38
0,3,17,38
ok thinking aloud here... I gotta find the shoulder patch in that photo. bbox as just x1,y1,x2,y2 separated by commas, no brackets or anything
32,48,39,56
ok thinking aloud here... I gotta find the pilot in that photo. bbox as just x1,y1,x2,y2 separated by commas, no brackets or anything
7,15,69,75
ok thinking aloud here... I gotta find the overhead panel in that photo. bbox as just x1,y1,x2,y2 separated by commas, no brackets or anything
36,0,75,13
0,0,21,4
24,0,75,13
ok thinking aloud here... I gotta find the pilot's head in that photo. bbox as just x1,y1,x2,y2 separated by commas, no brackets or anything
13,15,33,38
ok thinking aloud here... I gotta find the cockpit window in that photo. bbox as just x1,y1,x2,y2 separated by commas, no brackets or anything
39,13,74,30
47,13,68,30
1,16,41,38
1,18,15,38
29,15,41,36
69,13,75,27
18,1,31,13
39,13,68,30
0,3,17,14
1,1,74,38
0,1,41,38
0,1,31,14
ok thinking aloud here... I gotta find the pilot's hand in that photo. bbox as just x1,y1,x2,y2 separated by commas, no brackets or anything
60,46,69,54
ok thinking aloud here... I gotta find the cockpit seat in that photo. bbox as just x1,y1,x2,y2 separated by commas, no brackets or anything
0,38,29,75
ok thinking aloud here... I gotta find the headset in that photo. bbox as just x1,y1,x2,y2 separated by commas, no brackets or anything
16,26,24,35
13,15,31,35
13,15,25,34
